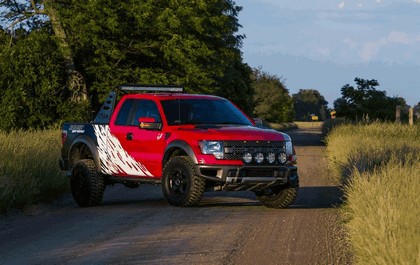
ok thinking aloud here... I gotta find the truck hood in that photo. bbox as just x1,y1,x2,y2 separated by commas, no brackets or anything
173,125,290,141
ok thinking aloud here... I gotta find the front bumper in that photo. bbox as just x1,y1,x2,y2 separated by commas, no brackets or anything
195,164,298,191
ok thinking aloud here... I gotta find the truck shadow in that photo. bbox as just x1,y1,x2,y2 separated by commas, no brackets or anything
287,128,325,147
199,186,344,209
96,184,343,209
291,186,344,209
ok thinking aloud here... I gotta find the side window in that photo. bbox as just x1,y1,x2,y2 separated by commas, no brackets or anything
115,99,135,125
115,99,161,126
133,100,162,126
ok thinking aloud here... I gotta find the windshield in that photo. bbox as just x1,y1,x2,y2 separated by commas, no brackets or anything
161,98,253,126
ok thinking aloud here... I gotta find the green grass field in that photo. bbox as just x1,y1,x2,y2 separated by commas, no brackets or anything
325,122,420,265
0,129,68,213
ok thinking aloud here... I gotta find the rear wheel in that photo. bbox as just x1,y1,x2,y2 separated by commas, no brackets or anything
70,159,105,207
255,178,299,208
162,156,205,207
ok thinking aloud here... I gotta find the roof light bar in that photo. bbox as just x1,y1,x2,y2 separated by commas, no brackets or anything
119,85,184,93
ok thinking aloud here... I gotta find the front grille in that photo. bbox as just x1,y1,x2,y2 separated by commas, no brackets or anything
223,140,285,165
244,169,277,178
228,168,286,178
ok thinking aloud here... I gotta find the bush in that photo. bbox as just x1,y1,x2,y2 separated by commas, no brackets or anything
321,118,347,138
325,122,420,264
345,156,419,265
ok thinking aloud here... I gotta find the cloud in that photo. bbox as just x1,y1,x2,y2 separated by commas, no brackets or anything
338,2,345,9
414,0,420,4
387,31,411,44
360,31,420,61
360,39,388,62
343,38,358,48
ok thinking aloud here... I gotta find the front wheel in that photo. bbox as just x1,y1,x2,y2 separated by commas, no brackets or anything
255,178,299,208
162,156,205,207
70,159,105,207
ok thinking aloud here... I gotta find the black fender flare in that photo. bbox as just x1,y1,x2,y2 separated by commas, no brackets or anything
68,135,101,172
163,140,198,165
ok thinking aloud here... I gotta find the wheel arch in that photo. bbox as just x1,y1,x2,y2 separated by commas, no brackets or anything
163,140,198,167
68,135,101,172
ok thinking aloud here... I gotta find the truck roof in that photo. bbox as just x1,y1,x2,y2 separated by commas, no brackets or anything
93,89,226,124
121,93,225,101
117,85,224,101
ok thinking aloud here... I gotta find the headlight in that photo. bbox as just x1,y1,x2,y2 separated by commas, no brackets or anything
278,152,287,164
285,141,293,156
284,140,294,164
243,152,253,163
266,153,276,164
199,141,224,159
254,153,264,164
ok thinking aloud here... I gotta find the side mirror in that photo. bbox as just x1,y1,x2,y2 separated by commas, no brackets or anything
138,117,162,130
253,117,271,129
253,118,262,127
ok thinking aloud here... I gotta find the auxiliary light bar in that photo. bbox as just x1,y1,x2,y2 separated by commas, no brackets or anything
119,85,184,93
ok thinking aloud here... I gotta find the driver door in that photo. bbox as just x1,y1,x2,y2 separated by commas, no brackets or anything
110,98,165,178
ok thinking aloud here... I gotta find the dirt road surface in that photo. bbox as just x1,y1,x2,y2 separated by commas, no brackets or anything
0,126,351,265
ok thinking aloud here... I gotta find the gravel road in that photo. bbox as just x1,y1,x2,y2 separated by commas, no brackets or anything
0,126,351,265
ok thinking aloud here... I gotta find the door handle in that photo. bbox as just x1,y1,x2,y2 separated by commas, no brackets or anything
126,132,133,140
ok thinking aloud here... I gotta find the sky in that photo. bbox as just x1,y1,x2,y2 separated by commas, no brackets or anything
237,0,420,107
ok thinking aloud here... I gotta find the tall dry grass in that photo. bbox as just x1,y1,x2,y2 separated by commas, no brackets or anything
325,123,420,265
0,129,68,213
321,118,347,137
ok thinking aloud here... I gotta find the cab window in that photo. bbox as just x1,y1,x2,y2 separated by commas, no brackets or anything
115,99,161,126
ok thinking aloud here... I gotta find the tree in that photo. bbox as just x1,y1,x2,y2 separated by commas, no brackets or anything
413,102,420,124
0,0,252,130
0,0,88,101
252,68,293,123
57,0,253,112
217,59,254,114
292,89,328,121
0,28,68,131
334,78,405,121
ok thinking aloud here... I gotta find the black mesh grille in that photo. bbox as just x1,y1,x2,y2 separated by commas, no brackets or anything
228,168,286,178
242,169,277,178
223,140,285,165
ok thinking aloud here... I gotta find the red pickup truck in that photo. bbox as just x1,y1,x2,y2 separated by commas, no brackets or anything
59,85,299,208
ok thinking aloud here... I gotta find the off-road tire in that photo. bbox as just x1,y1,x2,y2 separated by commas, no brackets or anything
162,156,205,207
255,177,299,208
70,159,105,207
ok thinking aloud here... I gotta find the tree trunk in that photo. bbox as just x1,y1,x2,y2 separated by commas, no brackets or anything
43,0,88,102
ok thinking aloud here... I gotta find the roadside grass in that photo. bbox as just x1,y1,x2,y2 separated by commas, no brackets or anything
0,129,68,213
321,118,347,137
294,121,323,129
269,122,298,131
325,123,420,265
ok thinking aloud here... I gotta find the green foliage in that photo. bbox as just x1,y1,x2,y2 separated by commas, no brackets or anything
252,68,293,123
0,29,66,131
334,78,406,121
293,89,328,121
414,102,420,124
217,59,254,114
0,0,252,129
58,0,253,112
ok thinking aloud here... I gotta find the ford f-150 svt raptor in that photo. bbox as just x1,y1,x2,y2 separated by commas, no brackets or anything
59,85,299,208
